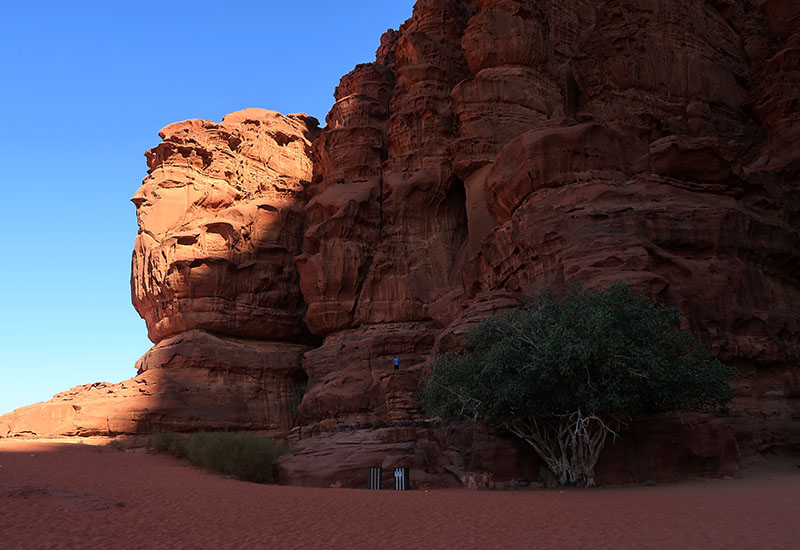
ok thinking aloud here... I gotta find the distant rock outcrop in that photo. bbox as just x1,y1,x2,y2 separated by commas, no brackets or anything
3,0,799,488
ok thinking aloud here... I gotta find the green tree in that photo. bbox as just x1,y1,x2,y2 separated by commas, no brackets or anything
419,283,734,486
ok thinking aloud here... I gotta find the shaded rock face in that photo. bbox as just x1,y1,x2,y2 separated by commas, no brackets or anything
3,0,799,488
287,0,800,485
275,422,540,489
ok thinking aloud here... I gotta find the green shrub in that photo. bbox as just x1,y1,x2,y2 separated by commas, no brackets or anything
150,431,188,458
184,432,288,484
150,431,287,483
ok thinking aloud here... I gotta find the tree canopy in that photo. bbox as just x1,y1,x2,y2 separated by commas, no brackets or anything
419,283,734,485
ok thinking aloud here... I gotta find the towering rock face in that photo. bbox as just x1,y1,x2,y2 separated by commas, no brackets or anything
3,0,798,487
285,0,800,485
126,108,320,433
126,108,320,432
1,109,320,436
295,1,477,425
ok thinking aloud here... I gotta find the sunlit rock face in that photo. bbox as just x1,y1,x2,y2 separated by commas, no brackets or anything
0,109,321,438
0,331,311,436
131,108,320,344
3,0,799,489
125,108,319,433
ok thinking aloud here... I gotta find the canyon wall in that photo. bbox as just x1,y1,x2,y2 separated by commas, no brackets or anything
281,0,799,486
3,0,799,488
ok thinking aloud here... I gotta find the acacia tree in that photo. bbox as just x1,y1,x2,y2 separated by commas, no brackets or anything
418,283,734,487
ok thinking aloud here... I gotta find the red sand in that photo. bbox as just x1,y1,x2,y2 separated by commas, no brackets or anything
1,440,798,550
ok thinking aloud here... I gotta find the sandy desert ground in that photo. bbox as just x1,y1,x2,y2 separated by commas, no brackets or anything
1,439,798,550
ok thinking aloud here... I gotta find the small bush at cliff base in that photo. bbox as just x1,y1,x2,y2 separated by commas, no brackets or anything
418,283,735,487
150,431,188,458
185,432,288,484
150,432,288,483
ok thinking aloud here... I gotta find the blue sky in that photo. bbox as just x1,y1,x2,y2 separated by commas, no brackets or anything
0,1,415,416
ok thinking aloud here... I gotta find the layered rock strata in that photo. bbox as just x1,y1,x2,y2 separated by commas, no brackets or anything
3,0,799,488
2,109,320,436
284,0,800,485
131,108,318,344
0,331,310,436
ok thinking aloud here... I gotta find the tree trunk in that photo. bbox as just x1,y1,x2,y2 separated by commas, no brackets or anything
506,410,613,487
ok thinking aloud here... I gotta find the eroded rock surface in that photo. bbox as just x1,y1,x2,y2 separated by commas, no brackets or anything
2,109,320,437
283,0,800,486
0,331,310,437
3,0,799,488
132,108,319,344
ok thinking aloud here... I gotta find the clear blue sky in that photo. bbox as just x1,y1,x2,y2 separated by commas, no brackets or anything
0,1,415,416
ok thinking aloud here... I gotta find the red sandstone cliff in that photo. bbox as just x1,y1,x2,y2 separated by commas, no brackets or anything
0,109,320,436
2,0,798,488
282,0,799,486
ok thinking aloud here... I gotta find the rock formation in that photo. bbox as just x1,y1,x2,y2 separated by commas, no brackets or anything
3,0,799,488
281,0,799,486
1,109,320,436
